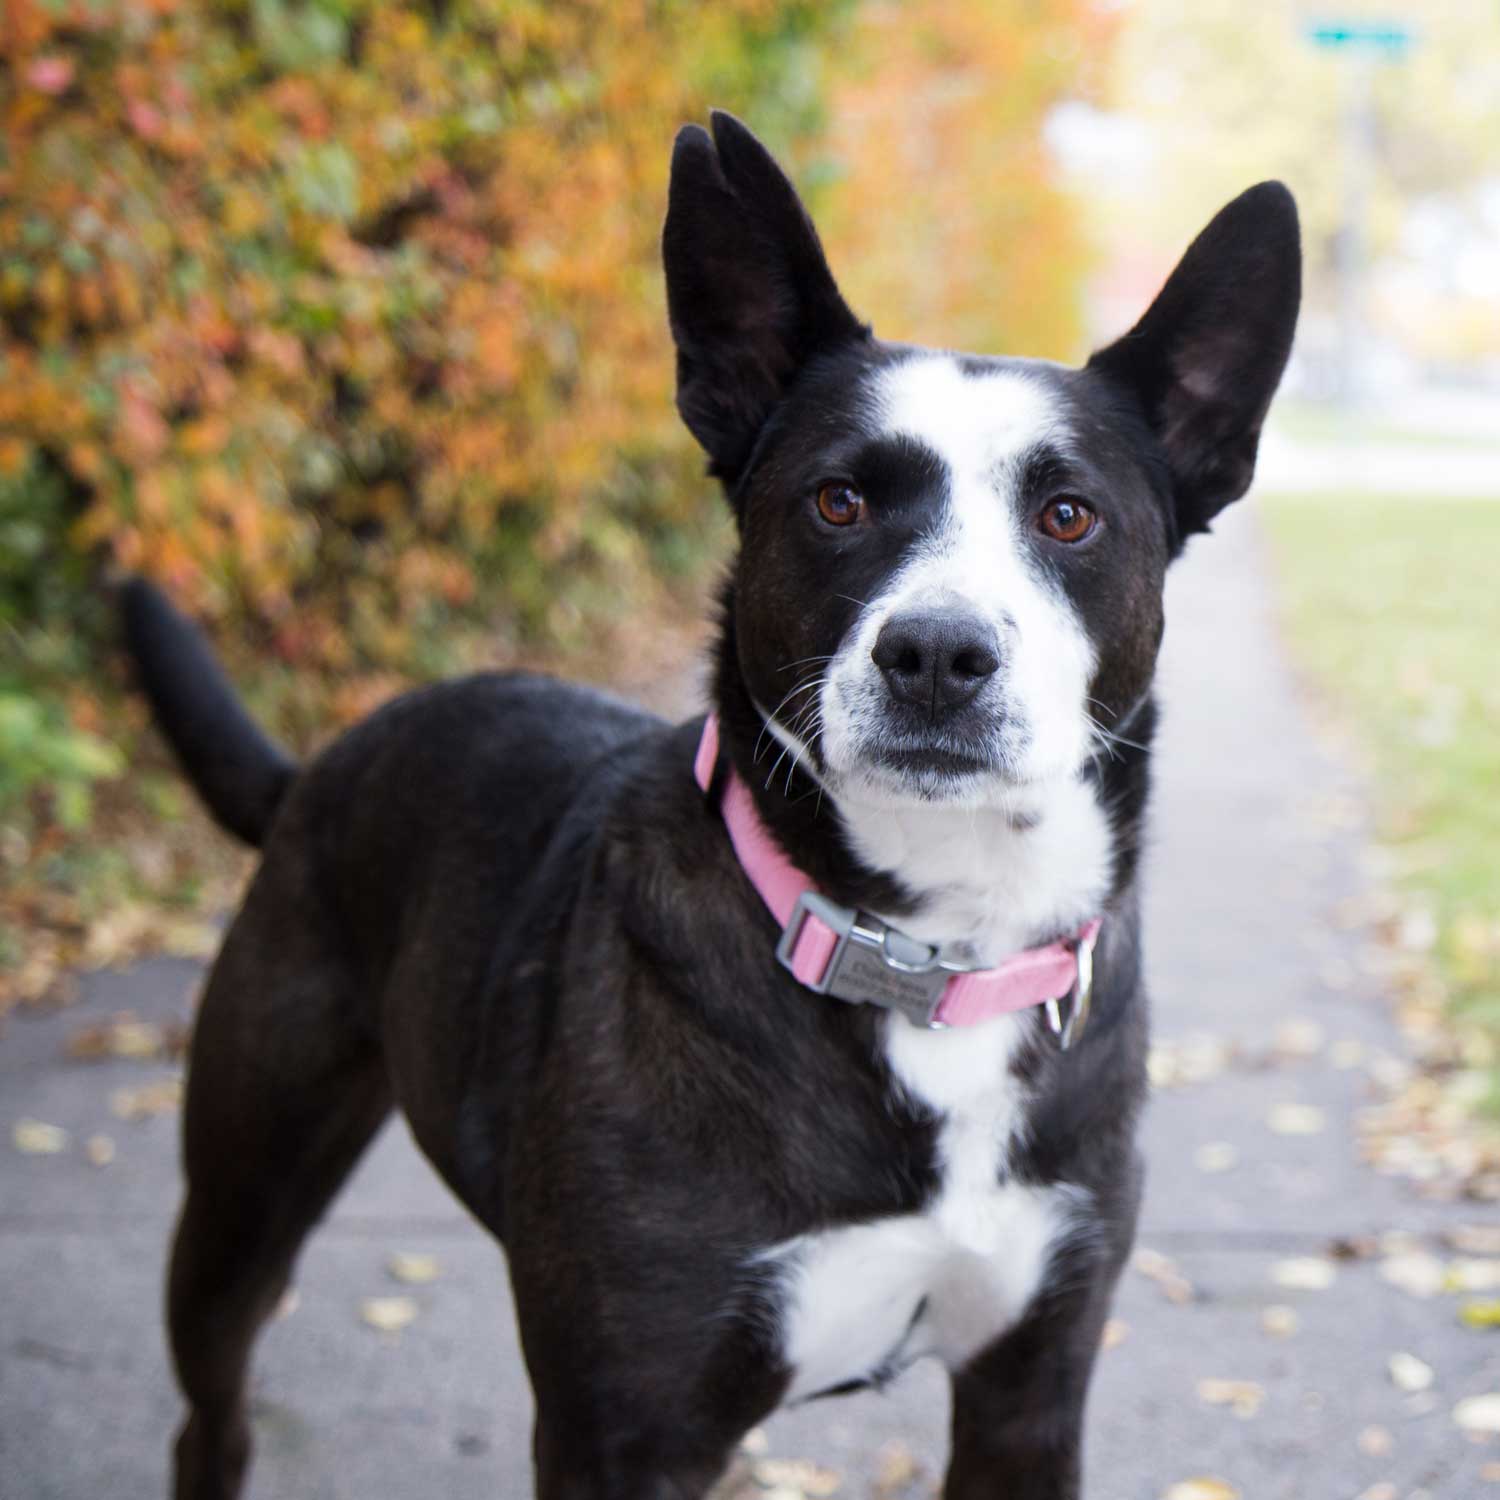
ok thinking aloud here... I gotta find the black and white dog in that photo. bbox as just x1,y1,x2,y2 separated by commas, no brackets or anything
125,113,1299,1500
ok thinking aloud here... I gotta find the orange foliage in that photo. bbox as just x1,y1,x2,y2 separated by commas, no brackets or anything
2,0,1112,694
1,0,837,674
820,0,1118,361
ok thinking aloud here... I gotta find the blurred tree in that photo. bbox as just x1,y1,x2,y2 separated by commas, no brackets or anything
1105,1,1500,334
0,0,842,719
0,0,1114,987
818,0,1118,362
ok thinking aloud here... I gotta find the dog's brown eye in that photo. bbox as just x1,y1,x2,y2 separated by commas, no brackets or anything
816,482,863,527
1039,497,1096,543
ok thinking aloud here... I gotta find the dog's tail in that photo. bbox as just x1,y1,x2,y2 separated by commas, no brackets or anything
119,577,297,848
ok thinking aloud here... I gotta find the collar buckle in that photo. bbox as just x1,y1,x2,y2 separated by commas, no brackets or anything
776,891,959,1030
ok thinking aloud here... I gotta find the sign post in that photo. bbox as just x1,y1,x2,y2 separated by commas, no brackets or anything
1306,20,1415,408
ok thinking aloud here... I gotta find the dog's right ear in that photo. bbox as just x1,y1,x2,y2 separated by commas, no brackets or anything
663,111,869,484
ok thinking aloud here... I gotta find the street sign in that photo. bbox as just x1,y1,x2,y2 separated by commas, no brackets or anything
1306,20,1415,56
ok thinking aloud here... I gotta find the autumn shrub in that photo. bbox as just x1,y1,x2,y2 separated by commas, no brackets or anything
1,0,840,705
1,0,1115,998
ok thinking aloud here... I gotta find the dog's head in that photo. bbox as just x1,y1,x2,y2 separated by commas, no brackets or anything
664,113,1300,815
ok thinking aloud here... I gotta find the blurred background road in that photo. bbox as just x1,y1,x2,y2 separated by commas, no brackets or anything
4,2,1499,1496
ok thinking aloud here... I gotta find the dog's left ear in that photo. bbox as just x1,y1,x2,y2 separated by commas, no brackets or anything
1088,182,1301,538
663,110,869,485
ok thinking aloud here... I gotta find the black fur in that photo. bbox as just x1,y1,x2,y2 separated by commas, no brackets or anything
137,114,1299,1500
120,577,294,847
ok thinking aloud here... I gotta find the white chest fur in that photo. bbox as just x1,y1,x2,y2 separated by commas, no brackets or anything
761,772,1108,1404
767,1013,1091,1404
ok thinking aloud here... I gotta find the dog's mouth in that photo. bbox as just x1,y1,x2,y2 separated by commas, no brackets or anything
866,742,998,779
835,723,1042,806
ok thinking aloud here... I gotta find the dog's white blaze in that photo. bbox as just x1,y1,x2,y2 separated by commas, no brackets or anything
822,355,1097,803
766,356,1111,1404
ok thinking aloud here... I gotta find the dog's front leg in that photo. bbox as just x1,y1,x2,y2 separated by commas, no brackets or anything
943,1240,1129,1500
532,1418,734,1500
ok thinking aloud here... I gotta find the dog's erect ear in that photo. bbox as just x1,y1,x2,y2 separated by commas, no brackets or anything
1088,182,1301,538
663,111,868,482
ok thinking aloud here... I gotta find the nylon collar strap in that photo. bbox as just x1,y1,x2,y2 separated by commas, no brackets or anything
694,713,1101,1041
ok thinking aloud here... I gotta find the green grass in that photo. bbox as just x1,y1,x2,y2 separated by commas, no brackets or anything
1261,492,1500,1109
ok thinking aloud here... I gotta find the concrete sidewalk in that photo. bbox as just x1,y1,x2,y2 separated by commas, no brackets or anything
4,504,1497,1499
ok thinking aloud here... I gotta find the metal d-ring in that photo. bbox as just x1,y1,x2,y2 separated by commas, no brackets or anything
1046,926,1098,1052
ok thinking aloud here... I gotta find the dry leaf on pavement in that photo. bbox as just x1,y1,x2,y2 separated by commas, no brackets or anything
360,1296,418,1334
1459,1300,1500,1329
1135,1248,1195,1304
873,1441,918,1495
1271,1257,1337,1291
1196,1379,1264,1418
1162,1479,1239,1500
387,1251,441,1285
109,1078,183,1121
1260,1304,1299,1337
1357,1425,1393,1457
1193,1142,1238,1174
13,1118,68,1154
750,1459,842,1496
1454,1394,1500,1435
1388,1352,1434,1392
1268,1102,1326,1136
1379,1252,1447,1299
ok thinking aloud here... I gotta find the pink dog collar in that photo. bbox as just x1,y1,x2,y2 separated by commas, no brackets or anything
694,714,1101,1041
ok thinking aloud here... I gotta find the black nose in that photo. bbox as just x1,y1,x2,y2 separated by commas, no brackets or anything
871,610,1000,717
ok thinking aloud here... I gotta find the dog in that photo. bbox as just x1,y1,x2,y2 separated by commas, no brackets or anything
123,111,1299,1499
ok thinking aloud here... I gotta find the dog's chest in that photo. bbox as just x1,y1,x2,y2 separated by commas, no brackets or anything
765,1014,1085,1403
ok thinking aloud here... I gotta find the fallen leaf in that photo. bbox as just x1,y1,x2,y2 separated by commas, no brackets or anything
1100,1318,1129,1351
1261,1304,1299,1338
13,1119,68,1154
1480,1460,1500,1481
1196,1378,1264,1418
387,1251,441,1285
1449,1259,1500,1292
751,1459,842,1496
1135,1248,1195,1304
1268,1102,1326,1136
84,1134,115,1167
1460,1300,1500,1329
740,1428,769,1456
1388,1352,1435,1392
1451,1227,1500,1256
360,1296,418,1334
273,1288,300,1321
109,1078,183,1121
873,1441,918,1494
1271,1257,1337,1291
1273,1019,1325,1059
1357,1425,1393,1457
1162,1480,1238,1500
1380,1252,1447,1300
1193,1142,1238,1174
1455,1394,1500,1435
1356,1485,1396,1500
67,1014,181,1062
